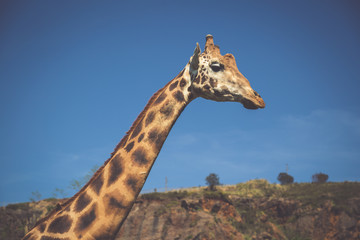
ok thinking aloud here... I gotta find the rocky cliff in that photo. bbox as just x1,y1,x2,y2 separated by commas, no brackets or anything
1,180,359,240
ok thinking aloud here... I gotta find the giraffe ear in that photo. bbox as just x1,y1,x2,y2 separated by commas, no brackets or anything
189,43,201,81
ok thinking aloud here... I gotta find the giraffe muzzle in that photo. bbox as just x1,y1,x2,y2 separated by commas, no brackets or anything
241,91,265,109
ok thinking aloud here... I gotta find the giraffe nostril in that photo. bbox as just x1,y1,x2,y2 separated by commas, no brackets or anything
253,91,260,97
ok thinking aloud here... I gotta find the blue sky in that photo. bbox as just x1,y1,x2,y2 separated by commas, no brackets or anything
1,0,359,205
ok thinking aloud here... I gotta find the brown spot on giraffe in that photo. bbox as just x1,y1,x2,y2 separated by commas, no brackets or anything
130,119,143,139
160,100,174,118
74,192,91,213
173,90,185,102
108,155,123,186
138,132,145,142
148,128,157,142
109,197,125,209
201,75,208,84
145,111,155,126
194,75,200,84
126,175,139,193
125,141,134,152
90,171,104,195
179,78,187,88
102,190,127,215
148,128,166,150
132,147,149,165
169,80,178,91
75,204,97,232
48,215,72,234
154,92,167,105
209,77,217,87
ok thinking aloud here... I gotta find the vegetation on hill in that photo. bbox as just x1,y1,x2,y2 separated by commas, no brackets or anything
1,180,359,240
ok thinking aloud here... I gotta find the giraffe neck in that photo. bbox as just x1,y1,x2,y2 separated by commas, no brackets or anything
23,65,195,240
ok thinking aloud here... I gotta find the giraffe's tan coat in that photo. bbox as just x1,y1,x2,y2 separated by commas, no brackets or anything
23,35,265,240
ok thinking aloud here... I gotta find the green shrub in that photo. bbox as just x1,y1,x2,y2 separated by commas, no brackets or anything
312,172,329,183
277,172,294,185
140,190,190,201
203,190,231,203
206,173,220,191
236,179,279,198
6,203,29,211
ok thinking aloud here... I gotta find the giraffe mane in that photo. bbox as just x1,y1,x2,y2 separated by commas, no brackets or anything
31,67,186,229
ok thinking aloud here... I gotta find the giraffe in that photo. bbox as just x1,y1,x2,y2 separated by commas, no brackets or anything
23,34,265,240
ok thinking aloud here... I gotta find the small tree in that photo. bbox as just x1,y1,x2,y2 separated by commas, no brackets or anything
206,173,220,191
29,190,42,202
312,172,329,183
277,172,294,185
52,188,66,198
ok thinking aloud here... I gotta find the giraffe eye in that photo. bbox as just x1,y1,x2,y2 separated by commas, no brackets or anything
210,62,223,72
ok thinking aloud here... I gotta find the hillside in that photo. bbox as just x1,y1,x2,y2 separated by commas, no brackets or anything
1,180,360,240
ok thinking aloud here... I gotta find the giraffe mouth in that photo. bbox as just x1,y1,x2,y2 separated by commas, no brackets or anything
241,97,265,109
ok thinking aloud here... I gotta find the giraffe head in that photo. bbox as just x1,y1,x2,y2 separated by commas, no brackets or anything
188,35,265,109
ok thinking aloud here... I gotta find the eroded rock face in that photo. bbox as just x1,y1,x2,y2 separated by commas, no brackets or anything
117,198,244,240
0,199,60,240
2,184,360,240
116,196,360,240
